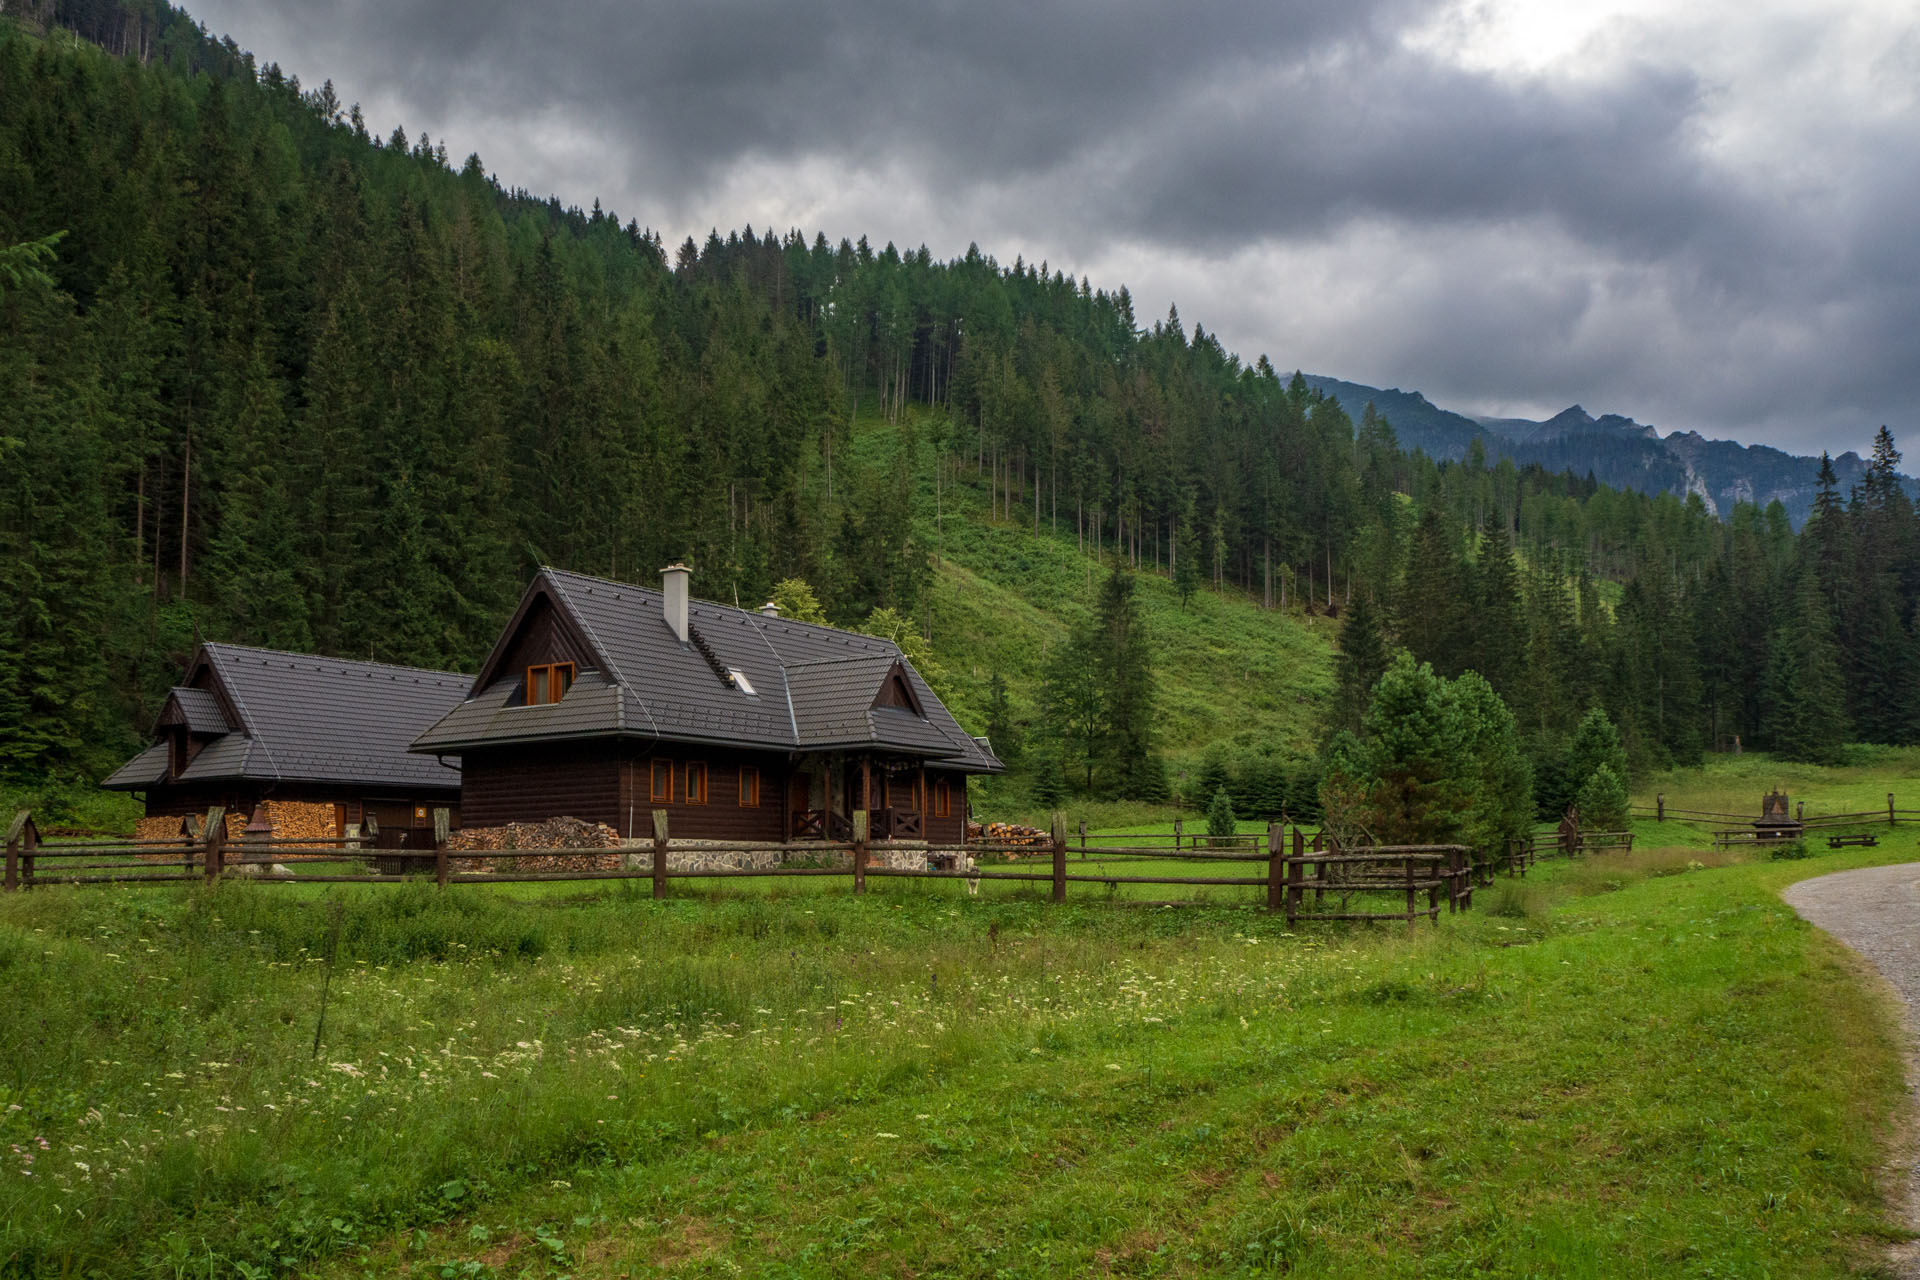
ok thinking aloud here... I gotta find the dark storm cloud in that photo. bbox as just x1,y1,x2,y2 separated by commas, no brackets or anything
188,0,1920,454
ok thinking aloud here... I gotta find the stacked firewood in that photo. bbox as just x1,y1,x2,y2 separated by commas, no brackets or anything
443,816,623,872
968,821,1050,848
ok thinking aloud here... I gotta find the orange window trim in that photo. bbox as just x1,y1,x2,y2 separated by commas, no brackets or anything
525,661,576,707
935,780,951,818
739,766,759,807
650,759,673,804
685,761,709,805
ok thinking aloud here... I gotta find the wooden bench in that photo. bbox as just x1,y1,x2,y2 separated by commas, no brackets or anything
1827,833,1879,849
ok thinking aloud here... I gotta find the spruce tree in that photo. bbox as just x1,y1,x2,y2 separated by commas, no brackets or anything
1329,589,1391,736
1763,570,1851,764
1399,507,1471,678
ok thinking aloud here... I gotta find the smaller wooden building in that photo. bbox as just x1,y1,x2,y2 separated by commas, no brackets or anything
101,643,469,845
410,566,1003,842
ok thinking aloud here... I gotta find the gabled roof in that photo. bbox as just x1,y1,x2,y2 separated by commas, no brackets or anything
155,687,231,735
412,568,1003,772
101,643,470,793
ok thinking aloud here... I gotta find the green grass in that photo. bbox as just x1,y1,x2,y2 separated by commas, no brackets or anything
2,836,1914,1278
843,408,1337,806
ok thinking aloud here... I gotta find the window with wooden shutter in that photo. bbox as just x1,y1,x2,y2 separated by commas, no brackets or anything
739,766,759,807
934,779,951,818
684,761,708,805
650,759,673,803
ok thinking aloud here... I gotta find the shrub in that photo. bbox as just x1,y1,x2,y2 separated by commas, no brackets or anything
1206,788,1237,846
1575,764,1630,831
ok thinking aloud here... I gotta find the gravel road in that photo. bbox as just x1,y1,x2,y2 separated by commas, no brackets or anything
1782,863,1920,1277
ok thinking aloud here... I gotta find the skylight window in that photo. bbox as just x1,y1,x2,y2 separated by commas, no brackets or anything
728,669,756,695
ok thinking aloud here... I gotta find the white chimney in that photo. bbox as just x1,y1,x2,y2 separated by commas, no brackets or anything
759,601,780,618
662,564,690,642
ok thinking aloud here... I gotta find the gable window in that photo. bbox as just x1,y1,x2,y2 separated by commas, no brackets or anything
684,761,709,805
934,779,952,819
650,759,673,804
525,662,575,706
739,766,759,807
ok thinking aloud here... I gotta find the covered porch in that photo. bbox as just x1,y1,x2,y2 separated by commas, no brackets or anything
786,751,937,842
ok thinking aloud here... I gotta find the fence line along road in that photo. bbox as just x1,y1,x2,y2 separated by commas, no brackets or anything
4,809,1491,926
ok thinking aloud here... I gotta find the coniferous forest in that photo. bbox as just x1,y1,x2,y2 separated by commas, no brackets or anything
4,3,1919,811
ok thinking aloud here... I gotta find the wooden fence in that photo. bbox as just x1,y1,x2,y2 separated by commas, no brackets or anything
1505,827,1635,875
4,810,1476,926
1636,793,1920,827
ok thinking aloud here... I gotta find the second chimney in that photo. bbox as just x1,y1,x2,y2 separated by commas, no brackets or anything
662,564,690,643
759,601,780,619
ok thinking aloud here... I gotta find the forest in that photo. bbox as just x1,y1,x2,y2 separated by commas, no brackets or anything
2,1,1916,817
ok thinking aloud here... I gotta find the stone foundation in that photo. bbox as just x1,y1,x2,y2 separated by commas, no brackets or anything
614,840,930,873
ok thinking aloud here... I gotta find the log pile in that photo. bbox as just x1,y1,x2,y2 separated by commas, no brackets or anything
259,800,337,856
444,816,623,872
968,821,1050,849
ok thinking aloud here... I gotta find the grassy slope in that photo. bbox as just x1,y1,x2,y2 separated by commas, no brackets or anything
3,822,1916,1276
844,409,1337,821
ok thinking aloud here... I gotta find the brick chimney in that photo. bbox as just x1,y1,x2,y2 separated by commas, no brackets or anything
662,564,690,643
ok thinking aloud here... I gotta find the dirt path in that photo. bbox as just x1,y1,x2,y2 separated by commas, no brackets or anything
1783,863,1920,1276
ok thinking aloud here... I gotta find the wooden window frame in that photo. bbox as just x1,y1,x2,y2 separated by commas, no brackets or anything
650,759,673,804
684,760,709,806
739,766,759,807
524,661,576,707
934,779,951,819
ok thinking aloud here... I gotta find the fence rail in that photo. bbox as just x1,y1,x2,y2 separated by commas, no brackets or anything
4,810,1480,926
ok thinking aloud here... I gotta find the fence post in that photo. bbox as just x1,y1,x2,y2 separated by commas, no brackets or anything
4,810,27,892
1892,793,1898,826
1656,793,1664,822
433,808,451,888
203,807,227,883
853,809,870,895
651,809,669,899
1267,822,1284,912
1078,819,1086,851
1405,855,1417,927
1286,829,1304,927
1051,811,1067,904
1173,816,1183,853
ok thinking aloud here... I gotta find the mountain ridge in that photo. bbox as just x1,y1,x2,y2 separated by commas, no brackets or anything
1299,374,1888,526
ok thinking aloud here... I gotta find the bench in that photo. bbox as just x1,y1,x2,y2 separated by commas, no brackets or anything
1827,833,1879,849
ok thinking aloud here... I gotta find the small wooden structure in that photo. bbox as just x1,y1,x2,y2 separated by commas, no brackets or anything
1753,789,1804,843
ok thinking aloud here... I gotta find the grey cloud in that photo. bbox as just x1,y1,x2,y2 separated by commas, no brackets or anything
187,0,1920,454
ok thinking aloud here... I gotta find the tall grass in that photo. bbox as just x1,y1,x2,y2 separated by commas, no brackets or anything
2,835,1914,1278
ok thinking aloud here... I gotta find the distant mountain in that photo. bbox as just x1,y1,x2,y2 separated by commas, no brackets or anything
1298,376,1488,459
1300,376,1892,527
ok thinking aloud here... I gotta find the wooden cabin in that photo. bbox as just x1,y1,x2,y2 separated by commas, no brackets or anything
409,566,1002,842
101,643,468,846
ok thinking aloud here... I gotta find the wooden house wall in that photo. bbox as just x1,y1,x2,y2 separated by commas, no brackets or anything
143,783,454,830
460,741,625,831
621,746,791,842
493,598,597,689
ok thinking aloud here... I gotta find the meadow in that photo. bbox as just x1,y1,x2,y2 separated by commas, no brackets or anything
4,808,1917,1277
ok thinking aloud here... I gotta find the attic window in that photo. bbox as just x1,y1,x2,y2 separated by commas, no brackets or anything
728,668,756,695
525,662,574,706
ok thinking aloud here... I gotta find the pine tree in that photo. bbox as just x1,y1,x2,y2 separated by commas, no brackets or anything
1329,589,1391,736
1469,512,1525,705
1575,764,1629,829
1206,787,1237,846
1399,507,1471,677
1764,570,1851,764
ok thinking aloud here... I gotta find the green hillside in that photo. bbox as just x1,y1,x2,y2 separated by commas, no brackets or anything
834,409,1336,817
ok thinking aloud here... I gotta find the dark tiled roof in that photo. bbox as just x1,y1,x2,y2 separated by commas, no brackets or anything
102,644,469,792
156,687,230,735
413,568,1003,772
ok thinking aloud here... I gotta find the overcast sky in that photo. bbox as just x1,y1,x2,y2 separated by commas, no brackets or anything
188,0,1919,456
